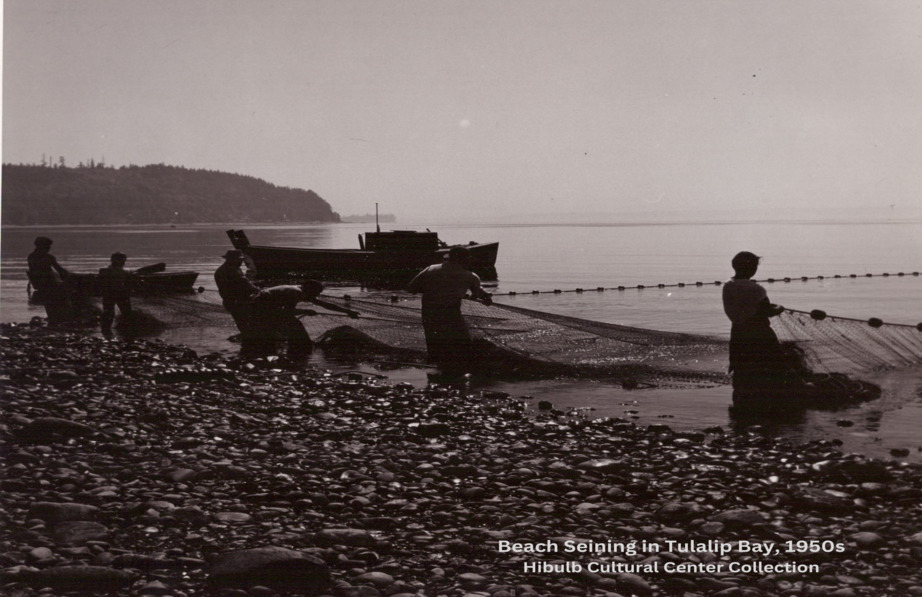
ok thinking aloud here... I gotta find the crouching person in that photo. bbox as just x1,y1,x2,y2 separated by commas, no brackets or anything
252,280,358,354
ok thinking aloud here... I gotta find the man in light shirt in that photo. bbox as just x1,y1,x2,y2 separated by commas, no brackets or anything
408,247,492,370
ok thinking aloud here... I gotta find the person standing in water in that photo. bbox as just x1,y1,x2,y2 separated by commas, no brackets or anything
27,236,73,325
214,249,260,336
98,252,133,338
722,251,787,407
408,246,492,371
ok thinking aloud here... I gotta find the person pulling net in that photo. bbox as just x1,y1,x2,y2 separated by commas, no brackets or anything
214,249,358,354
722,251,885,414
122,258,920,400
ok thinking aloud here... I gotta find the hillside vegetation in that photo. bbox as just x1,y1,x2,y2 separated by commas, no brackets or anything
1,164,340,225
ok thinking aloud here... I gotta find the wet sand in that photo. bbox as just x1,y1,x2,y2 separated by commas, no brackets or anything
1,322,921,596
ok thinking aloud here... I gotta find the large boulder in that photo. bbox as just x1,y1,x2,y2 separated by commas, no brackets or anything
207,546,331,593
20,566,134,591
27,502,99,524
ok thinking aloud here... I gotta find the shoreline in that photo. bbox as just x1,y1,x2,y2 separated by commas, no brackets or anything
1,323,921,596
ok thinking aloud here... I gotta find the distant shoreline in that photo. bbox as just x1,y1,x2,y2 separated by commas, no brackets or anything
4,217,921,229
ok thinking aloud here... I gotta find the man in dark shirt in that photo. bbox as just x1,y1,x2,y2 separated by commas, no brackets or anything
722,251,787,407
408,247,492,370
214,249,260,335
27,236,73,325
98,252,132,338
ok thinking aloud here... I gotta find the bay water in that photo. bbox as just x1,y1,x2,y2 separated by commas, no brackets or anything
3,220,920,460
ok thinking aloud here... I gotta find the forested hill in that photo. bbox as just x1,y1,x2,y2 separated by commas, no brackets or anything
1,164,340,225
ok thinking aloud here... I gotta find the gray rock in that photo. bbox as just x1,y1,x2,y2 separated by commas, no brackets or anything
27,502,99,524
214,512,252,523
313,528,378,548
617,572,652,594
207,546,331,593
18,418,94,442
458,572,488,587
791,488,853,513
22,565,134,591
353,572,394,588
52,521,109,545
711,509,766,527
576,459,624,474
27,547,54,561
655,502,705,522
851,532,884,549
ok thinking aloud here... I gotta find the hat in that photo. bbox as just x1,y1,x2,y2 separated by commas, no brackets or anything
223,250,243,259
300,280,324,298
731,251,761,269
111,251,127,262
34,236,53,247
448,246,472,263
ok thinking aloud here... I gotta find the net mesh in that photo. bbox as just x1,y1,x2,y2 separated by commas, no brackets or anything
773,310,922,376
123,292,921,388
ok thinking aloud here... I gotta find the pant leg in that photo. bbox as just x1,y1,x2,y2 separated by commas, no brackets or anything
43,283,74,325
278,314,312,351
101,298,115,336
422,306,471,370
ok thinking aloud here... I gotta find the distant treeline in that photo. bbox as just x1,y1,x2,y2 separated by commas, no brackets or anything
1,163,340,225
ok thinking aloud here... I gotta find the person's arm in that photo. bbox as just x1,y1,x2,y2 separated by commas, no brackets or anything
407,268,428,294
240,274,260,299
757,297,784,318
468,274,492,304
50,255,69,278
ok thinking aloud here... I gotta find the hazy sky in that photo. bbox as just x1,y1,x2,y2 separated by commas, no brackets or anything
4,0,922,222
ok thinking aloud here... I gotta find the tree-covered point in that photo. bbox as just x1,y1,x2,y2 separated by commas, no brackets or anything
1,163,340,225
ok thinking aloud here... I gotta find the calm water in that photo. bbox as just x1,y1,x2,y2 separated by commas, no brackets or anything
3,220,921,460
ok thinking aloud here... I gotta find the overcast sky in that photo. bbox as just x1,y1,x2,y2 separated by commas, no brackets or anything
3,0,922,222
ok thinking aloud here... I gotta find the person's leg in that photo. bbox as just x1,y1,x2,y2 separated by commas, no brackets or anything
421,309,443,362
279,314,312,352
435,308,472,372
116,298,133,333
101,298,115,338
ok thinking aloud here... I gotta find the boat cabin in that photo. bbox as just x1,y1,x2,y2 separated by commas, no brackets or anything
361,230,441,252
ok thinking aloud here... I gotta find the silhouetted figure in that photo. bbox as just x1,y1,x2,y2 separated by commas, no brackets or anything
98,252,132,338
215,249,260,336
722,251,788,410
250,280,357,354
27,236,73,325
408,247,492,372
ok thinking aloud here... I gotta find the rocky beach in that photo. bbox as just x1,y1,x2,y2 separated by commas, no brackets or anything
2,322,921,597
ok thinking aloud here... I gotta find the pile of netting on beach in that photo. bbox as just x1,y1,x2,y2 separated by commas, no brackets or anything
124,292,922,399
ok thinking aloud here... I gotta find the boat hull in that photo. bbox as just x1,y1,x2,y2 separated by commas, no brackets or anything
68,271,200,297
234,237,499,281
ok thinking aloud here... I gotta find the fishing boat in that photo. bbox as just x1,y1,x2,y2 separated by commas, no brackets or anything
71,269,200,297
29,265,199,303
226,228,499,280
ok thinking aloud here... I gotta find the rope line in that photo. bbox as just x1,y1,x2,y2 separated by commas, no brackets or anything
784,308,922,331
479,270,920,297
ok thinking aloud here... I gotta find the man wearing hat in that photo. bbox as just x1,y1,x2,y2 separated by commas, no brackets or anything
722,251,787,407
214,249,260,335
408,246,492,370
98,251,132,338
27,236,73,324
